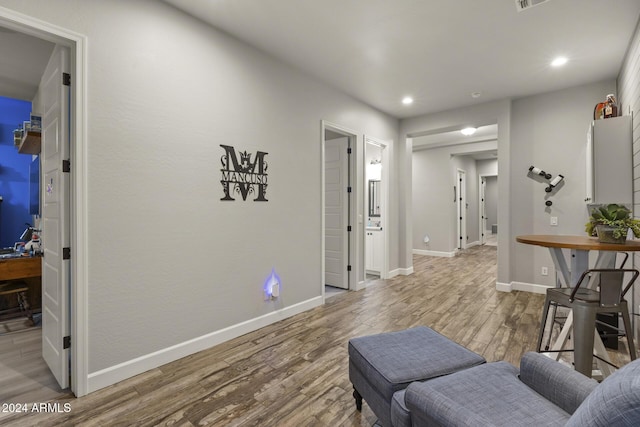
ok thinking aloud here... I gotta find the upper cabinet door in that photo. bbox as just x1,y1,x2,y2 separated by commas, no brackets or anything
588,116,633,205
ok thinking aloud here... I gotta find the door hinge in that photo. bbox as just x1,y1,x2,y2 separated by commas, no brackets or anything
63,247,71,260
63,73,71,86
347,265,352,272
347,225,352,232
347,186,352,193
63,336,71,349
347,147,352,154
62,159,71,173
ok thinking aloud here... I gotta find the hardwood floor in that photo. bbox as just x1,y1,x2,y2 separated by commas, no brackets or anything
0,245,632,426
0,320,65,405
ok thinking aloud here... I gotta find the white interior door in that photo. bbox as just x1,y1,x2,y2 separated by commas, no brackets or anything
457,169,466,250
41,45,71,389
324,137,349,289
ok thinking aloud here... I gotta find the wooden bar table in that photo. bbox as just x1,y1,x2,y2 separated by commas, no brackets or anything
516,235,640,377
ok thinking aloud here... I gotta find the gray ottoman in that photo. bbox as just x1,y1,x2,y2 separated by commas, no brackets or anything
348,326,486,427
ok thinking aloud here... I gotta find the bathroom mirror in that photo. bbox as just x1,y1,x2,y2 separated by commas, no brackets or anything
369,180,380,217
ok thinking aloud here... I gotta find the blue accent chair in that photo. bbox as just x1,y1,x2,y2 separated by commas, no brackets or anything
392,351,640,427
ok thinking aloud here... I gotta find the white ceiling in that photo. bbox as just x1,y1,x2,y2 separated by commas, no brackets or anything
0,27,54,101
2,1,639,117
164,0,640,119
413,124,499,160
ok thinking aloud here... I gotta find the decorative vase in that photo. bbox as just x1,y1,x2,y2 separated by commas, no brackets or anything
595,224,627,244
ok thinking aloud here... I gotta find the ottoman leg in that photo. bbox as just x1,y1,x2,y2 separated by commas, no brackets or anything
353,386,363,411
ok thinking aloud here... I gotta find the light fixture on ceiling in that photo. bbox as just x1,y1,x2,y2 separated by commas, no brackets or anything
551,56,568,67
460,127,477,136
471,91,482,99
402,96,414,105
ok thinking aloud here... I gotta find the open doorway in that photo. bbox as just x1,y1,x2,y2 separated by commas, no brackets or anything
480,174,498,247
0,8,87,398
364,136,389,281
322,122,356,300
412,124,498,257
0,38,72,402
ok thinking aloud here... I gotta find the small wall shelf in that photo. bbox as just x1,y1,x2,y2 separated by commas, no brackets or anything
18,131,41,155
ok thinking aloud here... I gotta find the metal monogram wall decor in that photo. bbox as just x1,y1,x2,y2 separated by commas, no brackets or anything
220,144,269,201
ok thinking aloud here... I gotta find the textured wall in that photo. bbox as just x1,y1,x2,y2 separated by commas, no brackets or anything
0,0,399,382
510,80,616,286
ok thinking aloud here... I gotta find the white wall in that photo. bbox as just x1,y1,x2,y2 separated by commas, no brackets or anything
0,0,399,391
510,80,616,287
412,142,493,254
477,158,498,176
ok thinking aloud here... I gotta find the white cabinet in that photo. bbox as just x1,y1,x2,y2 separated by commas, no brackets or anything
366,228,383,273
585,116,632,205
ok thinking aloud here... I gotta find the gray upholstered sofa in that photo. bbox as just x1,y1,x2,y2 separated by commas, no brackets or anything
391,351,640,427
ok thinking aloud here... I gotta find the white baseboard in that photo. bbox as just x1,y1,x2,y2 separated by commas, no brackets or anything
87,296,323,394
496,281,552,294
388,266,413,277
466,241,481,248
496,281,512,292
353,280,369,291
413,249,456,258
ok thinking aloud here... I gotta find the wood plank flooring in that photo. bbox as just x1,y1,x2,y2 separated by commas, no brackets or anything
0,245,632,426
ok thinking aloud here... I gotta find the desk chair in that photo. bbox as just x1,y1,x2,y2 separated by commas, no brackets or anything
536,268,638,377
0,281,33,324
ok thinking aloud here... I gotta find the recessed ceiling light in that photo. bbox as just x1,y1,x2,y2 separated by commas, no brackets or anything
402,96,414,105
551,57,568,67
471,91,482,98
461,127,477,136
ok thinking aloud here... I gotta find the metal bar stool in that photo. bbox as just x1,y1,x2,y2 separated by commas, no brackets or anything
539,252,630,352
0,281,33,324
536,268,638,377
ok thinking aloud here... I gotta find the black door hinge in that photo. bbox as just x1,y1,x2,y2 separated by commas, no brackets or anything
63,336,71,349
347,186,352,193
62,159,70,173
347,225,352,232
63,247,71,260
63,73,71,86
347,147,352,154
347,265,352,272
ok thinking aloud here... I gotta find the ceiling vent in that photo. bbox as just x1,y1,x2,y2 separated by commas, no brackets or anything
515,0,551,12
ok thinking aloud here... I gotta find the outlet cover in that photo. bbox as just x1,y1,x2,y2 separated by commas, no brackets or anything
541,267,548,276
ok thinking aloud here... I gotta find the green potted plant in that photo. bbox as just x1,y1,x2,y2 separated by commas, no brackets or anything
585,203,640,243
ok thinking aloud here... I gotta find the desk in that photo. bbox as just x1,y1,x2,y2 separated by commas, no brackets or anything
0,256,42,313
516,235,640,377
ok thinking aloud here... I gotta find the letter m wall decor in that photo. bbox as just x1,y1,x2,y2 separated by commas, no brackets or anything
220,145,269,201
